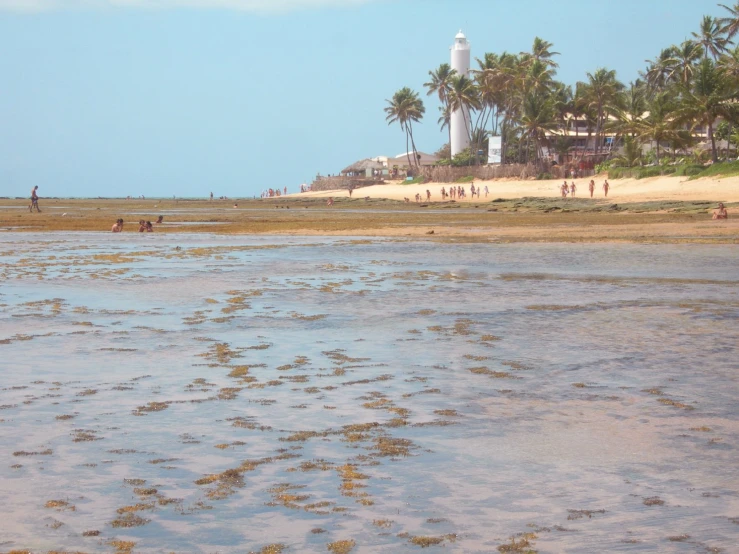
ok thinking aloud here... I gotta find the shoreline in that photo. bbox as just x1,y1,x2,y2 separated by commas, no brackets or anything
1,175,737,244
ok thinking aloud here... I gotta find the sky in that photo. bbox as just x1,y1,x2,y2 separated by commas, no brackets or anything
0,0,727,198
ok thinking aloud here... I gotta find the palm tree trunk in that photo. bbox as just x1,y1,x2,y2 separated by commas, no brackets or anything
408,122,420,168
405,127,413,169
709,120,718,163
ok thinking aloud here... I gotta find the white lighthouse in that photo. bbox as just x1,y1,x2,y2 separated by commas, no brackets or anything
450,30,471,157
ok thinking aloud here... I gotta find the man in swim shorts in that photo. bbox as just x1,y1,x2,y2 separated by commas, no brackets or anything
29,186,40,212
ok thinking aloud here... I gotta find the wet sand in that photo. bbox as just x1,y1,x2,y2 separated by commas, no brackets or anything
1,195,738,244
1,234,737,553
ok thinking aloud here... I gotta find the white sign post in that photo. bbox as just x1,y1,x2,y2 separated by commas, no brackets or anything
488,136,502,164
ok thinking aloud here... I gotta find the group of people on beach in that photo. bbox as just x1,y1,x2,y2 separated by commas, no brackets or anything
440,184,488,201
561,180,609,198
111,216,163,232
261,187,288,198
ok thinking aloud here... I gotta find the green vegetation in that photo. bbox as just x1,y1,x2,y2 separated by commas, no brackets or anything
608,159,739,179
386,4,739,168
688,159,739,178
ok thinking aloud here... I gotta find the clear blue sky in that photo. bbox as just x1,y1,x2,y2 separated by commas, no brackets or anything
0,0,726,198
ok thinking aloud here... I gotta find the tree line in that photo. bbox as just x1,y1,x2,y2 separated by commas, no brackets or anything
384,2,739,169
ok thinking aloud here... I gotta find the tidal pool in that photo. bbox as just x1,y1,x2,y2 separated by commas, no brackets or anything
0,233,737,553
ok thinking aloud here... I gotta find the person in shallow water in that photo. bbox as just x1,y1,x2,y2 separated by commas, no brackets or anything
712,202,728,219
146,221,154,232
111,218,123,232
138,220,146,232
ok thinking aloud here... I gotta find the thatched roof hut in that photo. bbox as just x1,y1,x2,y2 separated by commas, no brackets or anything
341,158,384,176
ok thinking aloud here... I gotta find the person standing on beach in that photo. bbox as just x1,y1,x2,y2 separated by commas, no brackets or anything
426,189,431,202
588,180,595,198
29,186,40,212
484,185,489,198
570,182,576,197
210,192,214,201
603,180,610,197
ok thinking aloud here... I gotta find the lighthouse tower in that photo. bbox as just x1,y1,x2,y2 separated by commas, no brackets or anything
450,30,471,157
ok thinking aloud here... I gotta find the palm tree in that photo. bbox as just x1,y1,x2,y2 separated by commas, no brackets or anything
517,91,557,162
639,92,680,163
447,74,481,150
526,37,560,68
525,58,556,94
644,47,678,91
551,83,574,136
719,1,739,41
611,135,643,167
668,40,704,85
613,81,648,138
674,59,738,162
424,63,457,144
579,68,625,158
384,87,425,169
719,44,739,77
691,15,731,60
437,104,451,136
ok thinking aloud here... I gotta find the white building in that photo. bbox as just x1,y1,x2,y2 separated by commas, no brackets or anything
450,30,471,157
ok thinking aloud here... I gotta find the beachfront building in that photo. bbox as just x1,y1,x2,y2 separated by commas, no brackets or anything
450,31,471,158
544,114,728,168
340,158,385,178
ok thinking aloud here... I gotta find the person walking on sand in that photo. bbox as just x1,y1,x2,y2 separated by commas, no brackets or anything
712,202,728,219
426,189,431,202
570,182,576,197
210,191,214,201
484,185,489,198
603,180,610,197
29,186,41,212
588,180,595,198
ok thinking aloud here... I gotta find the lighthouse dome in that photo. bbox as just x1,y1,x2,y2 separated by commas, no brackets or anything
455,30,466,40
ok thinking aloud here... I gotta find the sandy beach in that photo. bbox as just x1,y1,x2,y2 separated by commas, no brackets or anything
293,174,739,203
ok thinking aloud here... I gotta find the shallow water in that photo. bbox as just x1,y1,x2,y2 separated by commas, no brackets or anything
1,233,738,553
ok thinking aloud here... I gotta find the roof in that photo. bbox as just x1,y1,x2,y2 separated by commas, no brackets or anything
390,151,440,167
341,158,384,173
